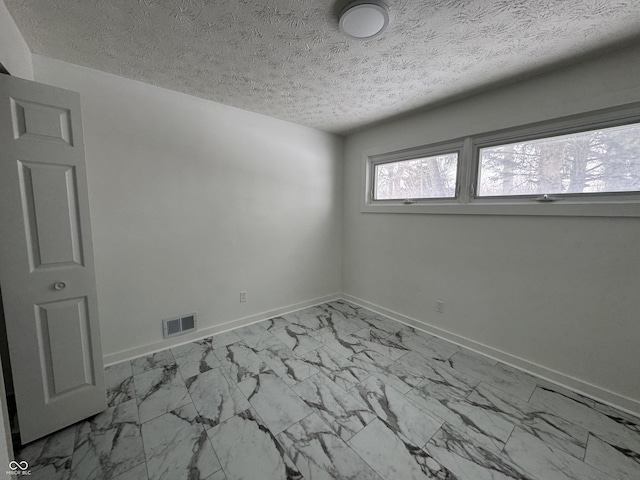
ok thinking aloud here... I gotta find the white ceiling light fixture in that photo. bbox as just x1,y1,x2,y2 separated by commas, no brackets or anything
339,0,389,40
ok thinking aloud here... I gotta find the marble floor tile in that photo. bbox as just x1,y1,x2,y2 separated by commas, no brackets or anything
133,364,191,423
382,328,425,358
311,327,366,358
447,351,537,401
238,372,313,435
299,346,371,391
529,386,640,454
208,331,243,349
207,409,302,480
355,311,405,336
188,367,250,429
257,342,319,386
534,379,596,408
238,321,265,331
348,418,456,480
454,347,498,366
300,302,371,335
71,399,145,480
298,304,333,319
26,459,72,480
22,301,640,480
398,351,479,400
350,349,423,394
321,311,369,335
467,382,589,459
131,350,175,375
206,470,228,480
141,403,221,480
321,300,361,318
214,341,273,383
389,327,458,361
584,433,640,480
234,323,282,351
291,372,375,441
312,301,372,330
257,316,290,332
351,375,442,447
277,412,382,480
349,304,383,318
272,323,323,355
426,336,463,360
593,402,640,433
17,424,76,472
407,384,514,454
503,427,617,480
112,463,148,480
171,338,222,379
425,423,535,480
324,301,399,335
351,328,410,360
105,361,135,407
281,311,329,332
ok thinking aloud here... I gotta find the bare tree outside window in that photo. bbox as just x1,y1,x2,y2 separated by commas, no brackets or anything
478,122,640,197
374,153,458,200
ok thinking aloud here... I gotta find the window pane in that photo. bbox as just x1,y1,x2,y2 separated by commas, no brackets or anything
374,153,458,200
477,122,640,197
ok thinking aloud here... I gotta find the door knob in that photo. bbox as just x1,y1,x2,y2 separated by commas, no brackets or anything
53,281,67,291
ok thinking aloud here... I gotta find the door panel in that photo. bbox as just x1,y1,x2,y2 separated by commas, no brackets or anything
18,161,84,269
11,97,73,145
0,74,106,444
36,297,94,399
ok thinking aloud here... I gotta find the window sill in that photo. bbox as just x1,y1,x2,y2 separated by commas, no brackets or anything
360,201,640,217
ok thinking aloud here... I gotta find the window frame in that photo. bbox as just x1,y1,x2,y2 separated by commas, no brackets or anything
368,140,463,205
361,103,640,217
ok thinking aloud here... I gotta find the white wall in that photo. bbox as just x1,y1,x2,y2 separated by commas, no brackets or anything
0,0,32,79
343,43,640,413
32,55,343,360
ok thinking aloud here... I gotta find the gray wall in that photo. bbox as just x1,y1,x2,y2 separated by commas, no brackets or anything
33,55,344,361
0,0,32,79
342,43,640,413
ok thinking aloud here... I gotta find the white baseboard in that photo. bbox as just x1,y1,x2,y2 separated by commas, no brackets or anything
103,293,341,366
341,293,640,417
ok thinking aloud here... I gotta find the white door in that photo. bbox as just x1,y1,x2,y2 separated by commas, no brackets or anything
0,74,106,444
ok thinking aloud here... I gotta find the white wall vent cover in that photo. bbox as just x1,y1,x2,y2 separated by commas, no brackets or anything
163,313,197,339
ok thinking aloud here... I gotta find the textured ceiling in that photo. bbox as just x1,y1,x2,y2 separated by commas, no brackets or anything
5,0,640,133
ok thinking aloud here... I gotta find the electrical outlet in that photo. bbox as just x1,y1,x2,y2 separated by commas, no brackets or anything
436,300,444,313
240,291,247,303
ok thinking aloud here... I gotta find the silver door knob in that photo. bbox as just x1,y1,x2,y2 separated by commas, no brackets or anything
53,282,67,291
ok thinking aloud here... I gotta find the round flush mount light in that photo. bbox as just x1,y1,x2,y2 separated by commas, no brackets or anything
339,0,389,40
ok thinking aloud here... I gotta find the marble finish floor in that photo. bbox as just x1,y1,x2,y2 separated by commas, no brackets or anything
17,300,640,480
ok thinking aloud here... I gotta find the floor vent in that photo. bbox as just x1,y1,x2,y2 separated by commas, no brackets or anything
163,313,197,339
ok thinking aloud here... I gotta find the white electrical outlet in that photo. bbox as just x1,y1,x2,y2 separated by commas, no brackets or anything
436,300,444,313
240,291,247,303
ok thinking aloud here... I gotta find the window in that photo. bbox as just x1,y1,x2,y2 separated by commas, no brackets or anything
367,142,462,206
362,104,640,217
373,152,459,201
477,122,640,199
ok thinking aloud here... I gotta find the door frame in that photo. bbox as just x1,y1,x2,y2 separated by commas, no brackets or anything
0,63,14,466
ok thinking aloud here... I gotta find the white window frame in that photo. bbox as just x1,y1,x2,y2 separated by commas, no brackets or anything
367,140,463,205
361,103,640,217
